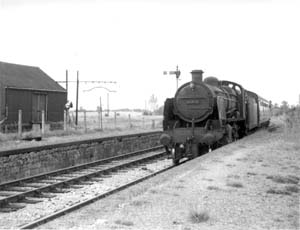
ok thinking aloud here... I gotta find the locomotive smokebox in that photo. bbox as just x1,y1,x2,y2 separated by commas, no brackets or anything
191,70,204,84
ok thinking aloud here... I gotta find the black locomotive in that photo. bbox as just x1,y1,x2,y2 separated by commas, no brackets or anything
160,70,271,165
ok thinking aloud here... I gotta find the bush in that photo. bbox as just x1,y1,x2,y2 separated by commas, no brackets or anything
188,209,210,223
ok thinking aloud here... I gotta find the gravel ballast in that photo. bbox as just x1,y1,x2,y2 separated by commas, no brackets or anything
8,120,300,229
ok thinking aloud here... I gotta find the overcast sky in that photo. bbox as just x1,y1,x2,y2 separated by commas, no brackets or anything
0,0,299,110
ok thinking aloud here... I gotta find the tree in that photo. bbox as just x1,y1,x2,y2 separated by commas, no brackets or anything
280,101,289,112
148,94,158,112
154,105,164,115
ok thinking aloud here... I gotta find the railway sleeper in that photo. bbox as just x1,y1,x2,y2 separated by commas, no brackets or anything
0,202,26,212
27,192,56,199
0,191,19,196
89,178,103,182
23,182,51,188
67,185,84,189
51,176,76,180
22,198,43,204
48,188,70,193
4,187,33,192
77,181,94,185
0,207,19,212
38,179,64,184
67,173,89,177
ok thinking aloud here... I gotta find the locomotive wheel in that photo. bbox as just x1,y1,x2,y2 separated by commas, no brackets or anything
199,145,209,155
173,158,180,165
164,146,171,155
172,145,181,165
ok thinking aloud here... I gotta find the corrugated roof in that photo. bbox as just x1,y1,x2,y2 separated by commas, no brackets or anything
0,61,66,92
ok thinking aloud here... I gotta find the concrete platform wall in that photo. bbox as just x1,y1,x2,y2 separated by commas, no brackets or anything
0,132,161,183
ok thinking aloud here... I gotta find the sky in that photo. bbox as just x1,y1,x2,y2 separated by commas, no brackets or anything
0,0,299,110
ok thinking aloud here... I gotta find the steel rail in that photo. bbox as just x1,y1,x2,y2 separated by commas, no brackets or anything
0,149,166,207
19,163,176,229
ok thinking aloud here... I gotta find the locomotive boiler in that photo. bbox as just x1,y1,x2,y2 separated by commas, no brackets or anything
160,69,271,165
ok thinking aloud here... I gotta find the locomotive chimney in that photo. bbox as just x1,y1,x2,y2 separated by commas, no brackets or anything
191,70,204,83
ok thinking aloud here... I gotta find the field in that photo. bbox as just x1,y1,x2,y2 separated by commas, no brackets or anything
69,111,162,131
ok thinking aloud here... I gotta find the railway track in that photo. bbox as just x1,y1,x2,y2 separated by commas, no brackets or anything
0,146,175,229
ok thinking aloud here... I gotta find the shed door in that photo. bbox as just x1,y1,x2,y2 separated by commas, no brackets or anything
32,94,47,123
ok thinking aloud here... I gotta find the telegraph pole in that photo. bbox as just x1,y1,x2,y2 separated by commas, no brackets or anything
107,92,109,116
75,71,79,126
163,65,181,89
66,70,68,99
99,96,103,130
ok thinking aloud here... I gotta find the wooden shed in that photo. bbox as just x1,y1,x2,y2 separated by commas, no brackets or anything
0,61,67,131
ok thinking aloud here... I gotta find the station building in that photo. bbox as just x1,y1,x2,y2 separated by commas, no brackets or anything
0,61,67,131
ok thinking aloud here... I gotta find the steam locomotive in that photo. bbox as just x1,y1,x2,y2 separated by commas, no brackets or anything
160,70,271,165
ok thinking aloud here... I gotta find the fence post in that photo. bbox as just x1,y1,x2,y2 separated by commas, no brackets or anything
142,117,145,129
18,109,22,137
41,110,45,135
114,112,117,129
128,114,132,129
64,110,67,131
84,110,87,133
98,108,103,131
152,119,155,129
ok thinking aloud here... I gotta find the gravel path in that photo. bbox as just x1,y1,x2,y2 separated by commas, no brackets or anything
31,122,300,229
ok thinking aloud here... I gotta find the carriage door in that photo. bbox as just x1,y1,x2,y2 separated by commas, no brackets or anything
32,93,47,123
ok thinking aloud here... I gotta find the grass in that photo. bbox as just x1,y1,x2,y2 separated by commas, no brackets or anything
114,220,134,226
247,172,257,176
0,133,19,141
285,185,299,193
266,188,291,196
293,143,300,151
268,124,279,132
266,175,299,184
149,189,159,194
207,185,220,191
236,157,248,162
227,175,240,179
173,185,185,189
130,200,149,207
188,208,210,223
267,185,299,196
226,181,244,188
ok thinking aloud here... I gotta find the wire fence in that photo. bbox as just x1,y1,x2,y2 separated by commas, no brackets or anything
67,110,163,132
0,110,163,139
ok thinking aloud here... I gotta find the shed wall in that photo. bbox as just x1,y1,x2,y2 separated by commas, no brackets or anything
6,89,32,123
47,91,67,122
0,83,5,121
5,88,66,124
